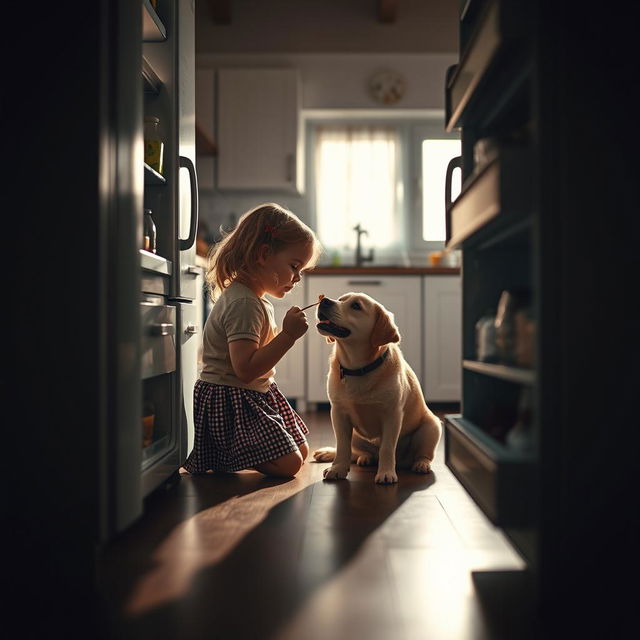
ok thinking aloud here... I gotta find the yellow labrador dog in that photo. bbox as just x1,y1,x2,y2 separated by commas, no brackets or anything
312,292,442,484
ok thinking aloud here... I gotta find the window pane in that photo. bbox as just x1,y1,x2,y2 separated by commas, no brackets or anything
315,125,400,250
422,139,461,242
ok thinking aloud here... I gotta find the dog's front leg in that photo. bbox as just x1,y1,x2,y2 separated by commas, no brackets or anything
323,409,353,481
375,410,403,484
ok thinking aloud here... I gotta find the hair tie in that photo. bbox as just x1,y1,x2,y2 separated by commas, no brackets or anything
264,225,278,238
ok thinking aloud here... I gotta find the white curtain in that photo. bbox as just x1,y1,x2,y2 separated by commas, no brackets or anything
314,125,401,251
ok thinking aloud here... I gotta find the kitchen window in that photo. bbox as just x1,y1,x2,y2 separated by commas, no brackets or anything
307,117,460,264
314,124,402,256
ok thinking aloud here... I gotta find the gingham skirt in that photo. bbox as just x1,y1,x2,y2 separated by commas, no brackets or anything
183,379,309,473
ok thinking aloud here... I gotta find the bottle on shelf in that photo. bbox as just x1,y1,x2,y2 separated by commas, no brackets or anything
144,115,164,175
143,208,157,253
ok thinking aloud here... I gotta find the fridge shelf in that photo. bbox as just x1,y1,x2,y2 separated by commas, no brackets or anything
444,414,534,526
142,0,166,42
463,360,535,385
140,249,172,275
144,163,166,185
446,148,532,250
142,56,163,94
446,0,529,132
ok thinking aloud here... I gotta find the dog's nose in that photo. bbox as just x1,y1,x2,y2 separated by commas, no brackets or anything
319,297,334,309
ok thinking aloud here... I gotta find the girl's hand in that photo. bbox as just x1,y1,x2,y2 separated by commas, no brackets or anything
282,306,308,340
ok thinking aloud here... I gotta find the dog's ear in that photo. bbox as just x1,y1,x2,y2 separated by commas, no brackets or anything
325,335,335,344
370,306,400,346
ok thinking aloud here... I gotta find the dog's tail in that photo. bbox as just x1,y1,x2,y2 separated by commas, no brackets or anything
312,446,336,462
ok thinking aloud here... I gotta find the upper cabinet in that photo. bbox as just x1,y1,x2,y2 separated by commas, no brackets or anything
216,68,303,192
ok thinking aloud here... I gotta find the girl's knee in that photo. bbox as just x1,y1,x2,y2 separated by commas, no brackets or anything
299,440,309,461
256,450,303,478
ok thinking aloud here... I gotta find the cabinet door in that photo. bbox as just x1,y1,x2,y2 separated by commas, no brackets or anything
217,68,301,192
266,285,306,400
306,276,422,403
423,276,461,401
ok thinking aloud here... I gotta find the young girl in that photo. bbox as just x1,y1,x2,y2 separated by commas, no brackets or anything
183,203,322,478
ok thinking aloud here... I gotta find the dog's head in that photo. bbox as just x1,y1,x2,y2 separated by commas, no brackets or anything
316,292,401,347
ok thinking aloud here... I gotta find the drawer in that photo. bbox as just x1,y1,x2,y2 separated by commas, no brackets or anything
140,301,176,379
444,414,533,526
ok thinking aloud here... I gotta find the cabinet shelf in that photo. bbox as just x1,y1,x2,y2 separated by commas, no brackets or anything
444,414,534,526
142,0,166,42
463,360,535,385
142,56,163,94
144,162,166,185
446,0,530,132
446,148,532,250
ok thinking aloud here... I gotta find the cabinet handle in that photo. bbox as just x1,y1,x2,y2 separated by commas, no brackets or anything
185,323,198,335
186,265,201,276
347,280,382,286
179,155,199,251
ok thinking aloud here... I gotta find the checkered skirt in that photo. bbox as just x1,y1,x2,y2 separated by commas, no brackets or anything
183,379,309,473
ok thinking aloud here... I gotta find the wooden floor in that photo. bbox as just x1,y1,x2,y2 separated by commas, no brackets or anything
98,408,538,639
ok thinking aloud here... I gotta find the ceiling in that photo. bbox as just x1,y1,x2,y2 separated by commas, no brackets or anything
196,0,459,54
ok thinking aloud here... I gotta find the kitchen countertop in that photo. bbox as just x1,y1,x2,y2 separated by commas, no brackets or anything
307,266,460,275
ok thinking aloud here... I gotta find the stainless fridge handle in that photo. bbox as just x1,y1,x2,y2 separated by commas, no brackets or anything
179,155,199,251
150,323,175,336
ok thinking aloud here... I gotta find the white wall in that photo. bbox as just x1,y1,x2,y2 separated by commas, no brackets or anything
195,52,458,259
196,52,457,110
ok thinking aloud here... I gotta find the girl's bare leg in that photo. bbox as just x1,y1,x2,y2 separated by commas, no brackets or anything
254,440,308,478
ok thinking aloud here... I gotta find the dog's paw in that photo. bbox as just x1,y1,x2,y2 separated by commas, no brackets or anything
313,446,336,462
323,464,349,481
356,454,376,466
411,458,433,474
375,469,398,484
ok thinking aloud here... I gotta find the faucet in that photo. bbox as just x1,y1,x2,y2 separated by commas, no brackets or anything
353,224,374,267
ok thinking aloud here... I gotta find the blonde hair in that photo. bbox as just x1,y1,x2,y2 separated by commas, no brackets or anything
206,203,322,299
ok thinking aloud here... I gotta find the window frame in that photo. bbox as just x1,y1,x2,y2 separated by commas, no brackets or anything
303,110,459,265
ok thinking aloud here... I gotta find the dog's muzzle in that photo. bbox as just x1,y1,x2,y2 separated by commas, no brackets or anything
316,297,351,338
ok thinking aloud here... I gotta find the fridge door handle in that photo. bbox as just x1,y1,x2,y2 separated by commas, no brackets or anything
179,155,199,251
445,155,462,245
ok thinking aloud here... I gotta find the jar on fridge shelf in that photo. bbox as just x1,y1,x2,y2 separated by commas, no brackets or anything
495,289,531,365
143,209,157,254
475,310,498,363
142,401,155,448
144,115,164,175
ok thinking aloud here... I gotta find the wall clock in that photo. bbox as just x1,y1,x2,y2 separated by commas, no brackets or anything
368,69,407,105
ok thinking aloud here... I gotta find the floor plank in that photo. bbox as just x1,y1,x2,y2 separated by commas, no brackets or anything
97,408,536,639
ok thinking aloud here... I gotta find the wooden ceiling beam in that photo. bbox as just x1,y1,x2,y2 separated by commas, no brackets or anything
208,0,231,25
378,0,398,24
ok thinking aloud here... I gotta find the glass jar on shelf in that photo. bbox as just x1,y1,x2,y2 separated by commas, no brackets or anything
144,115,164,175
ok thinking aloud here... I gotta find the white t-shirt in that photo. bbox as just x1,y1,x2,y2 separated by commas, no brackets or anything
200,281,277,393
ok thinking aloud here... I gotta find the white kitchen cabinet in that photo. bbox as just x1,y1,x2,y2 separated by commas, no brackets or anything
306,276,422,404
217,68,302,192
266,285,306,403
423,275,461,402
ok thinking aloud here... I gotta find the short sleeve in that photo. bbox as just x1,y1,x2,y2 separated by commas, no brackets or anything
222,297,265,343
